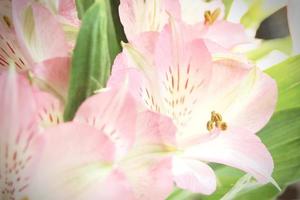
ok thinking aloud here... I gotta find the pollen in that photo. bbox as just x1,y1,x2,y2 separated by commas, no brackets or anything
207,111,228,131
204,8,221,25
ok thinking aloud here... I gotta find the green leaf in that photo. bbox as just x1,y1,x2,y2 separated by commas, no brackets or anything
223,0,234,19
75,0,95,19
64,0,121,121
109,0,128,43
240,0,286,30
247,37,292,61
266,55,300,111
232,108,300,199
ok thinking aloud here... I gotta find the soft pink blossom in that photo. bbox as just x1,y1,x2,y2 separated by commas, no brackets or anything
0,0,72,100
0,68,63,199
108,20,278,194
26,85,176,200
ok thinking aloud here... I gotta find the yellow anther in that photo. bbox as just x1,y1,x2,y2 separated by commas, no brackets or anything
207,111,228,132
204,8,221,25
211,111,222,122
220,122,227,131
207,120,214,131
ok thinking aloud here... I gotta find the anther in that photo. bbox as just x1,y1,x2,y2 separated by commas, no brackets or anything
207,111,228,132
220,122,227,131
207,121,214,131
204,8,221,25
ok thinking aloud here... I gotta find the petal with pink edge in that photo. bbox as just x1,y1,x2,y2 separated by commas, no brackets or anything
27,122,119,200
74,87,138,159
184,127,274,184
172,156,216,194
200,21,250,49
34,89,63,129
205,60,277,133
119,0,180,40
12,0,69,63
33,57,71,100
0,69,44,199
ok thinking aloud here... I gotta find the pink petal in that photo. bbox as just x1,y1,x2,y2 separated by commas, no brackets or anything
0,70,44,199
119,0,180,40
123,157,174,200
207,60,277,133
58,0,80,27
200,21,250,49
184,127,274,183
74,87,138,159
0,0,15,33
172,157,216,194
135,110,177,147
33,57,71,100
117,111,176,199
34,90,64,129
12,0,69,63
27,122,117,200
0,22,29,72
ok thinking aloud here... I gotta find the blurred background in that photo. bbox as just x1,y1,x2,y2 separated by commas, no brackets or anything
253,6,299,200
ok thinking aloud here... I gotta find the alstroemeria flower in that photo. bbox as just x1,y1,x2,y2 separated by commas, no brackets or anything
120,0,250,55
0,68,63,199
0,0,71,100
119,0,224,38
26,85,176,200
108,21,278,194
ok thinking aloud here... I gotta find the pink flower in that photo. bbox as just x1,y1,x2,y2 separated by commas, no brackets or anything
0,0,73,100
0,68,63,199
25,85,176,200
119,0,249,46
108,20,278,194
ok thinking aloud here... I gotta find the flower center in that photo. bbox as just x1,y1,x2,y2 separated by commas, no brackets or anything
207,111,227,131
204,8,221,25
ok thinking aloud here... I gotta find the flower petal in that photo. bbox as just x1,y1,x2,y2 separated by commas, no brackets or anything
172,157,216,194
207,60,277,133
74,87,138,159
33,57,71,100
125,157,174,200
27,122,117,200
119,0,180,40
184,127,274,183
0,69,43,199
0,22,29,72
12,0,69,63
34,90,63,129
200,21,250,50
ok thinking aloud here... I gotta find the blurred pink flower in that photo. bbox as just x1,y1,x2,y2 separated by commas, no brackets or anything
0,68,63,199
119,0,248,44
108,20,278,194
26,85,176,200
0,0,75,100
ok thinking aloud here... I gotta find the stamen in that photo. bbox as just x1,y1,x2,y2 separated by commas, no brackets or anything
207,111,228,132
204,8,221,25
207,120,214,131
